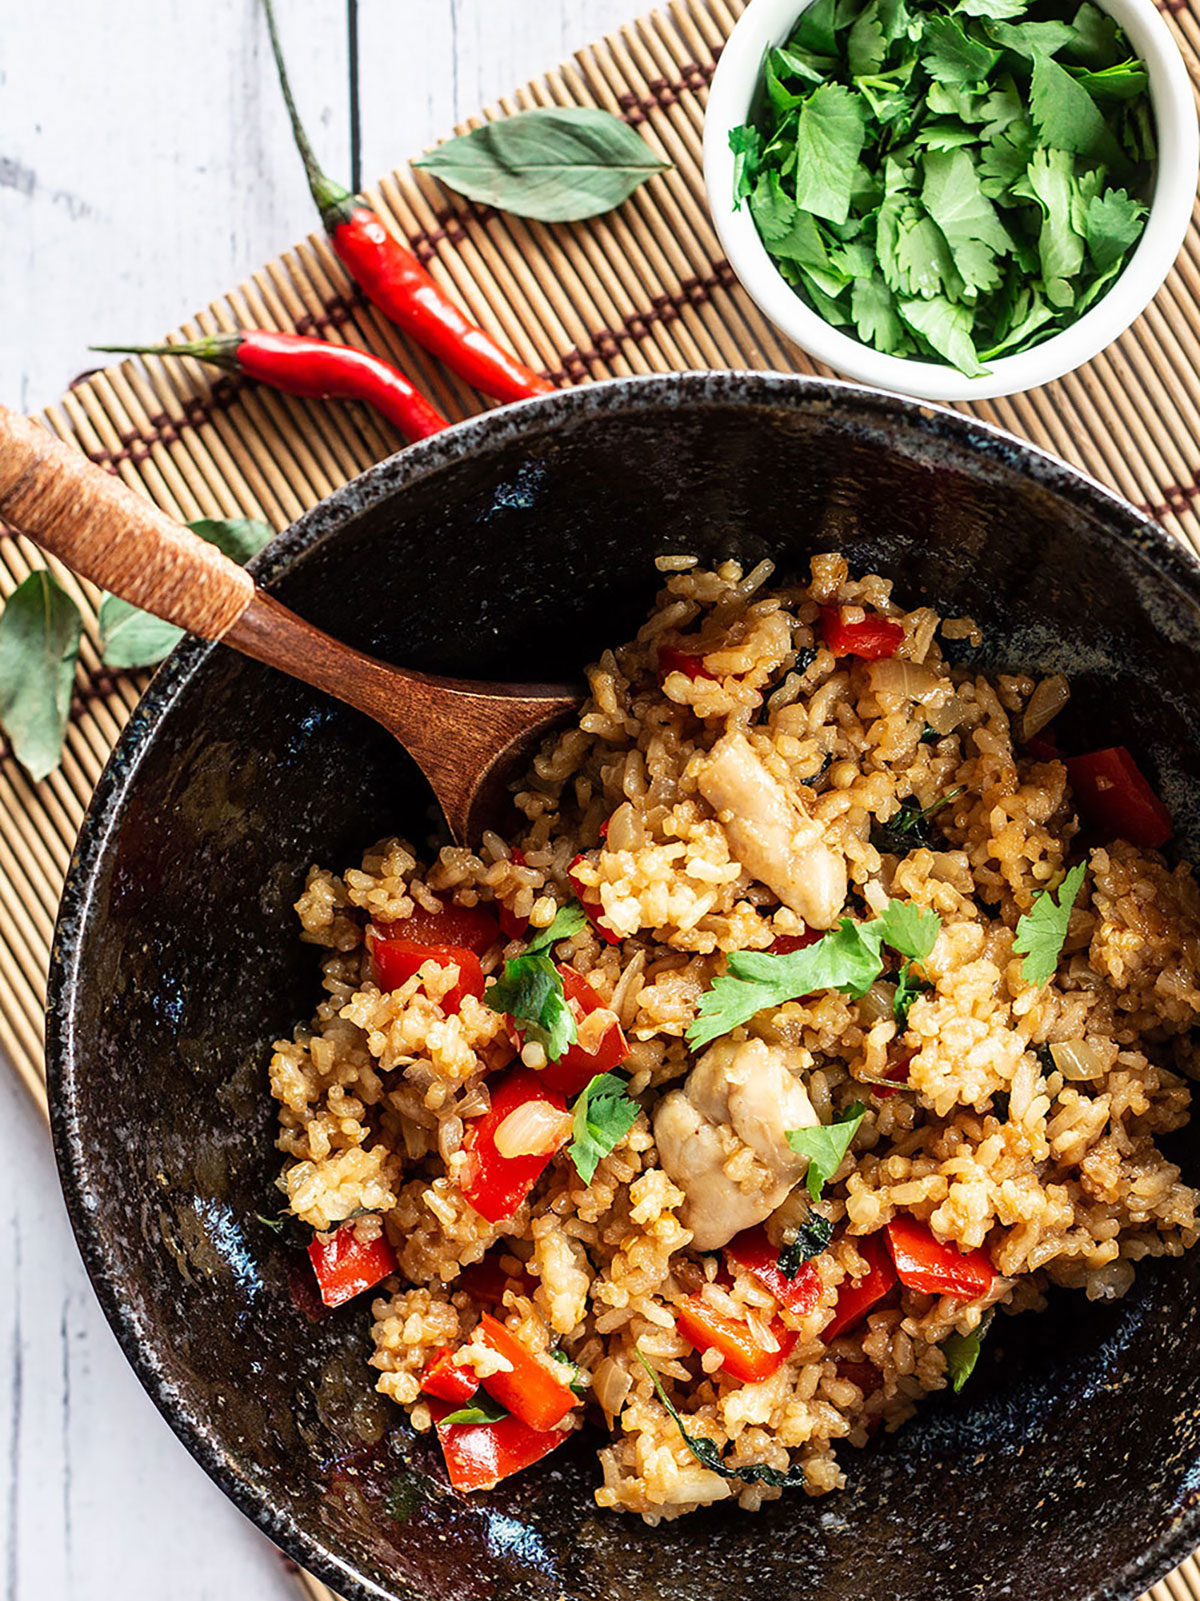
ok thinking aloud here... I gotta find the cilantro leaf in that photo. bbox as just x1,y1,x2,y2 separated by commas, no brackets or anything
852,274,904,350
524,901,588,955
922,147,1014,293
484,952,577,1060
788,1104,868,1201
1025,146,1086,308
943,1309,995,1391
1028,53,1127,169
777,1214,835,1276
1013,861,1087,987
921,15,1001,85
440,1392,509,1425
729,124,763,206
570,1072,640,1184
792,0,839,57
893,962,930,1026
877,899,941,964
686,918,886,1048
749,168,801,243
956,0,1026,19
636,1351,811,1486
898,296,987,378
793,85,867,225
1083,186,1146,271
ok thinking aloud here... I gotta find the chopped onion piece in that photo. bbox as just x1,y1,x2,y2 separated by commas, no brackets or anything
493,1100,574,1158
1049,1038,1104,1081
925,693,964,736
857,980,897,1024
594,1355,633,1415
1023,675,1070,741
867,658,941,702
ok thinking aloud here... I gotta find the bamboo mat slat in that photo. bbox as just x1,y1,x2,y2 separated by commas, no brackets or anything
5,2,1200,1597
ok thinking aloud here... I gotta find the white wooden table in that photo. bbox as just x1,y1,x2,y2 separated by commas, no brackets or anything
0,4,632,1596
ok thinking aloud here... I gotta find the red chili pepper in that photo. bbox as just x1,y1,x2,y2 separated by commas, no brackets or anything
725,1226,822,1318
1065,745,1172,850
675,1293,797,1383
566,856,622,946
474,1314,578,1431
421,1347,479,1405
431,1401,566,1493
821,1233,898,1342
93,330,446,444
263,1,553,407
818,605,905,660
367,931,484,1013
536,967,629,1097
657,643,718,682
885,1215,997,1299
378,899,501,956
459,1069,569,1222
457,1253,535,1305
308,1224,397,1309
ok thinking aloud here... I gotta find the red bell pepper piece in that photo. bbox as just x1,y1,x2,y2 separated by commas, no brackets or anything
769,928,823,955
382,899,501,955
459,1069,569,1223
566,856,622,946
368,932,484,1013
536,967,629,1097
725,1226,822,1318
657,643,718,682
873,1049,914,1101
432,1402,567,1492
308,1224,397,1309
885,1215,997,1299
1065,745,1172,850
821,1233,898,1342
475,1313,578,1431
457,1253,535,1305
675,1294,798,1383
818,605,905,660
420,1347,479,1405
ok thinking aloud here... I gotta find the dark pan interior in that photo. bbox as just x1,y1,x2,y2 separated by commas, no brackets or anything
48,374,1200,1601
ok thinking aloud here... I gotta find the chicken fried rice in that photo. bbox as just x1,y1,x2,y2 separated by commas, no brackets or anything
269,553,1200,1521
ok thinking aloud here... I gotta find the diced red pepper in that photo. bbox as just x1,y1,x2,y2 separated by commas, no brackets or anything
835,1358,883,1395
657,642,718,682
821,1233,898,1342
457,1253,535,1305
459,1069,569,1223
1065,745,1172,851
566,855,622,946
536,966,630,1097
676,1294,798,1383
368,932,484,1013
307,1224,397,1309
885,1215,997,1300
873,1049,914,1101
475,1313,578,1431
769,928,823,955
725,1226,823,1319
818,605,905,660
431,1400,566,1492
421,1347,479,1405
381,898,501,956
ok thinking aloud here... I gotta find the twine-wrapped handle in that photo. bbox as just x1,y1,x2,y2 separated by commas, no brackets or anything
0,404,253,640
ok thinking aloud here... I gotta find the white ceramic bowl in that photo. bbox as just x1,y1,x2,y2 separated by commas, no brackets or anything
704,0,1199,401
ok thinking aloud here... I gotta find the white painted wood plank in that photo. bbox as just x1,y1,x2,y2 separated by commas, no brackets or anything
0,0,352,414
354,0,643,175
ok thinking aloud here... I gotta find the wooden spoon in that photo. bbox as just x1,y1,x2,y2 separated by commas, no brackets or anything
0,405,582,842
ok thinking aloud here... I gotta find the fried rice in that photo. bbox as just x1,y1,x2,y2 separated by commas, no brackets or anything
267,553,1200,1521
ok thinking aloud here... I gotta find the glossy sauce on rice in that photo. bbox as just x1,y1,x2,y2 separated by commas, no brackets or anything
268,555,1200,1519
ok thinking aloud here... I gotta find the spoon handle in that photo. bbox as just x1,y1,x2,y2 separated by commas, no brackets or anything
0,405,253,640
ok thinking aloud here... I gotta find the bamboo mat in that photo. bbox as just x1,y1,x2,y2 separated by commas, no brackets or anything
4,0,1200,1596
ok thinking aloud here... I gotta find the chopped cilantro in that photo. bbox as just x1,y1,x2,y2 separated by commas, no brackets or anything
893,963,930,1026
777,1213,835,1277
687,900,943,1048
636,1350,811,1487
484,952,576,1060
943,1309,996,1392
787,1103,867,1201
551,1350,589,1396
440,1392,509,1425
728,0,1153,375
524,901,588,954
1013,860,1087,986
569,1071,641,1184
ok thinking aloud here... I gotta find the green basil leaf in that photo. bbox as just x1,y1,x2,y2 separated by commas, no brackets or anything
0,571,83,782
777,1214,835,1276
413,107,669,224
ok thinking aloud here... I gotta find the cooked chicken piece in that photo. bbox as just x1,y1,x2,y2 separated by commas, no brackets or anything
696,731,847,929
653,1038,819,1250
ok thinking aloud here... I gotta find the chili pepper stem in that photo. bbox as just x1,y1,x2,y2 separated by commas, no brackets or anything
91,336,244,374
261,0,357,230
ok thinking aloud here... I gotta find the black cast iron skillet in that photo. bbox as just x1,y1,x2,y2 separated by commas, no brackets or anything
47,373,1200,1601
